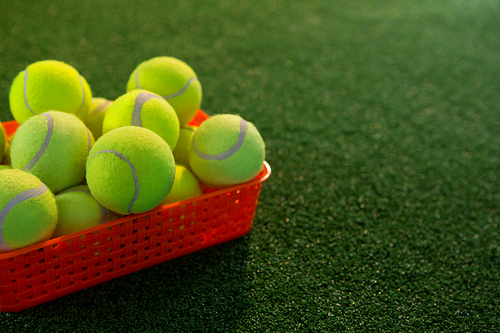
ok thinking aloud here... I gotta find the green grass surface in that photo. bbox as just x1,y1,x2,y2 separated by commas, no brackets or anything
1,0,500,331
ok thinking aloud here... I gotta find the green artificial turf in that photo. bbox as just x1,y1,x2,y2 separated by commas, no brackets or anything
1,0,500,331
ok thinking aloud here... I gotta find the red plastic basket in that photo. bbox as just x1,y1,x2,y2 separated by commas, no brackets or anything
0,111,271,312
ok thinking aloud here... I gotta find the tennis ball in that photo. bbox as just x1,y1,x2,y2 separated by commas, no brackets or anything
86,126,176,215
10,111,94,193
53,185,115,238
102,89,180,150
0,169,57,252
85,97,113,140
188,114,266,189
2,133,14,166
172,125,198,168
161,165,202,205
9,60,92,124
0,124,6,163
126,57,202,126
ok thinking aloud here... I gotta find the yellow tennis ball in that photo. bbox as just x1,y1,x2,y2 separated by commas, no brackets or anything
10,111,94,193
9,60,92,124
85,97,113,140
161,165,202,205
2,133,14,166
188,114,266,189
53,185,115,238
172,125,198,168
102,89,180,151
86,126,176,215
0,169,57,252
126,57,202,126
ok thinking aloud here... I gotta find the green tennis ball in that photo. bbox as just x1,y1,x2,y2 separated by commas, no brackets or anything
53,185,114,238
0,169,57,252
102,89,180,150
126,57,202,126
172,125,198,168
162,165,202,205
188,114,266,189
86,126,176,215
85,97,113,140
0,124,6,163
9,60,92,124
2,133,14,166
10,111,94,194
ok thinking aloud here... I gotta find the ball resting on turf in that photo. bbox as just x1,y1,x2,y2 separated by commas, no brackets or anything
126,56,202,126
9,60,92,124
188,114,265,189
0,169,57,252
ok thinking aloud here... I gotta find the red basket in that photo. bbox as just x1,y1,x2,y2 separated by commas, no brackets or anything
0,111,271,312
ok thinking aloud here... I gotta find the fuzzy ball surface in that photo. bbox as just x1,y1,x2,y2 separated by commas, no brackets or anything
172,125,198,168
162,165,202,205
188,114,265,189
53,185,114,238
85,97,113,140
102,89,179,150
10,111,94,193
126,57,202,126
9,60,92,124
86,126,176,215
0,169,57,252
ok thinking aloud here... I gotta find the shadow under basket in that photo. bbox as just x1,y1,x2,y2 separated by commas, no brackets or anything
0,110,271,312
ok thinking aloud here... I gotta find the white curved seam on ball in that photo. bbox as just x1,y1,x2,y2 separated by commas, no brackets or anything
135,68,142,89
134,68,196,99
132,92,162,127
0,182,49,251
23,70,36,115
56,187,108,225
23,113,54,171
90,149,139,215
192,118,247,161
163,77,197,99
90,100,112,117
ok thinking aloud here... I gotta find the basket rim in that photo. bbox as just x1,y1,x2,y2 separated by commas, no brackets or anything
0,161,271,260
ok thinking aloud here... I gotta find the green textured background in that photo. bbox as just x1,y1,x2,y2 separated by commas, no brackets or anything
1,0,500,331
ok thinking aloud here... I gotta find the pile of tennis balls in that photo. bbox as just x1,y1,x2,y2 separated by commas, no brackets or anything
0,57,266,253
